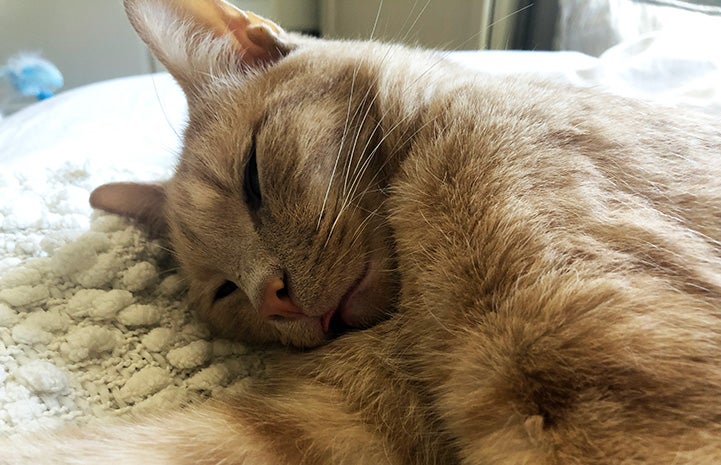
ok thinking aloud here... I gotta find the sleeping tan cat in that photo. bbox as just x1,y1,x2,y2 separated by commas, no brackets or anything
5,0,721,463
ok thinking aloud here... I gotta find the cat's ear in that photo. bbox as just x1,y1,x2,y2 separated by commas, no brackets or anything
124,0,295,96
90,182,167,237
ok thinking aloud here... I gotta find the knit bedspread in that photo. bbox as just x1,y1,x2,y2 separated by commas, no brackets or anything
0,74,264,434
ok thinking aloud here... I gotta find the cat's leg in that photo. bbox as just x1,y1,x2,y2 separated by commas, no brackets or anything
1,379,404,465
2,403,277,465
425,280,721,465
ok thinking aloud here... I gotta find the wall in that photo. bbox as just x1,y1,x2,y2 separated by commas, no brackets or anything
0,1,149,91
321,0,492,50
0,0,319,93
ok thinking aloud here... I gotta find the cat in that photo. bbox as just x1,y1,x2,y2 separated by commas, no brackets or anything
5,0,721,463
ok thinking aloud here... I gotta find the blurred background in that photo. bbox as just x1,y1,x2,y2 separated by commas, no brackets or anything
0,0,720,102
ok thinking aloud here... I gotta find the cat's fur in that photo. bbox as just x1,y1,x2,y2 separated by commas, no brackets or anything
5,0,721,463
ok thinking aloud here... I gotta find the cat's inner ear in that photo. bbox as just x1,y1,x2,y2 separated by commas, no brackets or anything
90,182,167,237
124,0,294,95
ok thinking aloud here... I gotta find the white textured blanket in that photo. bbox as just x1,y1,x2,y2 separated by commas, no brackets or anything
0,73,265,434
1,42,719,435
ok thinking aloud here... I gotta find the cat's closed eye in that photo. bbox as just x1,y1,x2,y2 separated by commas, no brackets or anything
214,280,239,301
243,141,261,210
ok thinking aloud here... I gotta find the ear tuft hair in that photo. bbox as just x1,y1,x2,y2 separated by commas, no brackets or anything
123,0,294,98
90,182,167,237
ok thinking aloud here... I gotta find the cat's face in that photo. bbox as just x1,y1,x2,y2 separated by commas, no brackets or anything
92,0,399,348
168,47,400,347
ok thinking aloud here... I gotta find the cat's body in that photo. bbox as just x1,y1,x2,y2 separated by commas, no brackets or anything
5,0,721,463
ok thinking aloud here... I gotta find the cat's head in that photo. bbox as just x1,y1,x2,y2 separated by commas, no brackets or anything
90,0,405,348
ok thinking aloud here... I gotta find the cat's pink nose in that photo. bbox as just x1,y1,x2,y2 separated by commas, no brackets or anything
260,278,305,320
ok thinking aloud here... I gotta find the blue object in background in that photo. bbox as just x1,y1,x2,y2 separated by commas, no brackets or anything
1,53,64,100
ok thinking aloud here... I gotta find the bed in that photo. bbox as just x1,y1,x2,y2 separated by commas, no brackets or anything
1,34,720,434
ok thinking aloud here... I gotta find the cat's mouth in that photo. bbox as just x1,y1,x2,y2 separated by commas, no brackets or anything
320,262,371,336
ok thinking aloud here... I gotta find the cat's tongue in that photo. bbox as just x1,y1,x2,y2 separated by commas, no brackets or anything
321,305,352,335
319,290,354,334
320,264,370,335
321,308,337,334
